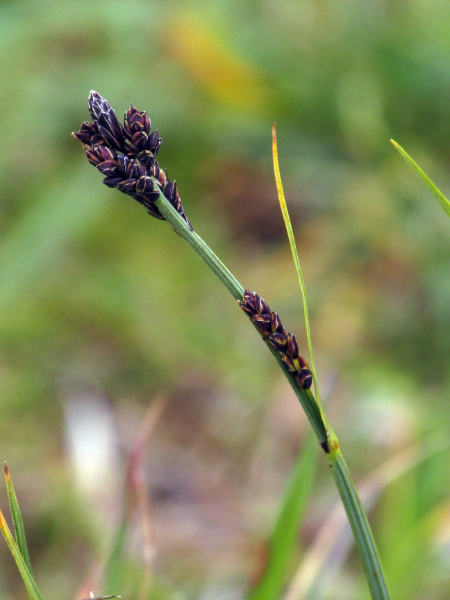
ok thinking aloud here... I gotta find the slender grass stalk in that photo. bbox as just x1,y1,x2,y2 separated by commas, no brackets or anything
272,125,323,412
0,467,43,600
0,514,42,600
390,139,450,217
329,450,390,600
4,463,33,575
247,434,317,600
153,185,390,600
271,125,389,598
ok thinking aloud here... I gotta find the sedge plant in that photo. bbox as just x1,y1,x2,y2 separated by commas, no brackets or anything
2,94,447,598
71,91,389,599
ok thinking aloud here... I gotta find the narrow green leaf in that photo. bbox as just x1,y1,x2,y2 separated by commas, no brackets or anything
272,128,389,598
0,509,43,600
390,139,450,217
104,518,128,593
4,463,33,575
0,165,106,308
247,434,317,600
271,125,327,428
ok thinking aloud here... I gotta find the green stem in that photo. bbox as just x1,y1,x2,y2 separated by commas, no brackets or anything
329,447,390,600
155,193,327,443
154,188,390,599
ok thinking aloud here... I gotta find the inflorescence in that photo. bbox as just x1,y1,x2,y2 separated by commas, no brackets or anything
74,94,311,390
72,91,192,230
239,289,313,389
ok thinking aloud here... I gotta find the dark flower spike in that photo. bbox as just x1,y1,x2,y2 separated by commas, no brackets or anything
73,91,193,230
238,290,312,389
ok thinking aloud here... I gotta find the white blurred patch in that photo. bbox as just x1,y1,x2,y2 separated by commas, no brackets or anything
62,386,122,498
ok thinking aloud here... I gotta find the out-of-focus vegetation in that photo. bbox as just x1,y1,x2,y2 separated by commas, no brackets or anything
0,1,449,599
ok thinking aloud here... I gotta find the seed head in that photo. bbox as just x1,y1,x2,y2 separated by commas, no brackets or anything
238,289,312,389
73,91,192,230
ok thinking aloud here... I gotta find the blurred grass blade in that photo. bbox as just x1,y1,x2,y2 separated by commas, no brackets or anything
271,124,326,424
0,165,106,308
4,463,33,575
104,511,128,592
284,435,448,600
247,434,317,600
390,139,450,217
0,508,43,600
105,397,165,594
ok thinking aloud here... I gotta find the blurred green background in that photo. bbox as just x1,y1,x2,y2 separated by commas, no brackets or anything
0,1,449,598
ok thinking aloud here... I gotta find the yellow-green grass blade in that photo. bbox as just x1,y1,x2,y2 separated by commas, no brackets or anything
4,463,33,575
247,434,317,600
271,128,389,598
391,140,450,217
0,508,43,600
271,124,327,429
